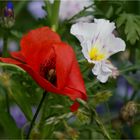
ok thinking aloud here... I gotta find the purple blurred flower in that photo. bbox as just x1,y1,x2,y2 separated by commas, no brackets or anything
0,38,18,53
10,105,26,128
8,40,18,52
117,76,134,99
28,0,46,19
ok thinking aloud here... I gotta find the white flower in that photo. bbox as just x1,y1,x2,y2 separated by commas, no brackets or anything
71,19,126,83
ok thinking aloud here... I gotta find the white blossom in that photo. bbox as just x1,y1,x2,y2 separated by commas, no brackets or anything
71,19,126,83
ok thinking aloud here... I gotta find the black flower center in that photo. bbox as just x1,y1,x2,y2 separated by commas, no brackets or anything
40,56,57,85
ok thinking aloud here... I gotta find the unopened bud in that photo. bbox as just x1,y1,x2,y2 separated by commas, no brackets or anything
0,1,15,28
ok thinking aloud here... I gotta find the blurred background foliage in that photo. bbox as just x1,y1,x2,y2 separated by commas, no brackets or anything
0,0,140,139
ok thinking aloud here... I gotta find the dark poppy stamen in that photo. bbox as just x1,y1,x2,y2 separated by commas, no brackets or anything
40,56,57,85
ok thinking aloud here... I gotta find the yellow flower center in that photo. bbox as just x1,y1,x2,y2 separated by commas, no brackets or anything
89,47,105,61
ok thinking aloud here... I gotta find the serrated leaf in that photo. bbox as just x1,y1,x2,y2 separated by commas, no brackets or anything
116,13,140,45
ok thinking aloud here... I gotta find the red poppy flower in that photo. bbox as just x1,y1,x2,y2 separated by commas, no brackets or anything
0,27,87,111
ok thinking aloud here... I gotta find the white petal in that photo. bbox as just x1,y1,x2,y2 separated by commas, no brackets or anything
70,22,96,42
92,61,113,83
92,62,101,75
94,19,115,40
105,35,126,57
97,72,110,83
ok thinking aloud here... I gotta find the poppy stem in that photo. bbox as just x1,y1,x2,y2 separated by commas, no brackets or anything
26,91,48,139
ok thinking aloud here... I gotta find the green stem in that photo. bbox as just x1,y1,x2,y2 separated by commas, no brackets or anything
2,30,9,57
26,91,48,139
91,109,112,140
51,0,60,31
5,91,10,114
44,0,52,22
66,3,94,22
120,65,140,73
37,92,49,132
3,30,10,114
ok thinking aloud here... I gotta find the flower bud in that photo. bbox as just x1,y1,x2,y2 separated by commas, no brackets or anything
0,1,15,28
4,1,14,17
120,101,137,124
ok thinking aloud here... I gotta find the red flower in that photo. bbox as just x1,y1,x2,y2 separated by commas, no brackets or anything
0,27,87,111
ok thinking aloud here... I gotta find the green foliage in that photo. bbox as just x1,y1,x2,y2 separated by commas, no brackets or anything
116,13,140,45
0,0,140,139
92,91,112,107
0,109,20,138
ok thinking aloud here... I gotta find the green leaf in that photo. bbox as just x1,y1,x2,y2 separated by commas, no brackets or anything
8,83,33,121
10,30,23,39
116,13,140,44
0,109,20,138
0,64,33,121
91,91,112,107
123,75,140,90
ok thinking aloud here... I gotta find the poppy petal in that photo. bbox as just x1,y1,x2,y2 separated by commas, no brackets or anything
70,101,80,112
0,57,22,65
10,52,26,63
67,59,87,100
53,42,74,89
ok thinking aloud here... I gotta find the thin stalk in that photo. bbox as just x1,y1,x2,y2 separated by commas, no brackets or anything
5,91,10,114
26,91,48,139
2,30,9,57
91,108,112,140
51,0,60,31
37,92,49,132
44,0,52,22
120,65,140,73
3,30,10,114
66,3,94,23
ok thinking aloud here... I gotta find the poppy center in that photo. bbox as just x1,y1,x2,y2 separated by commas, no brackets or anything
40,56,57,85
